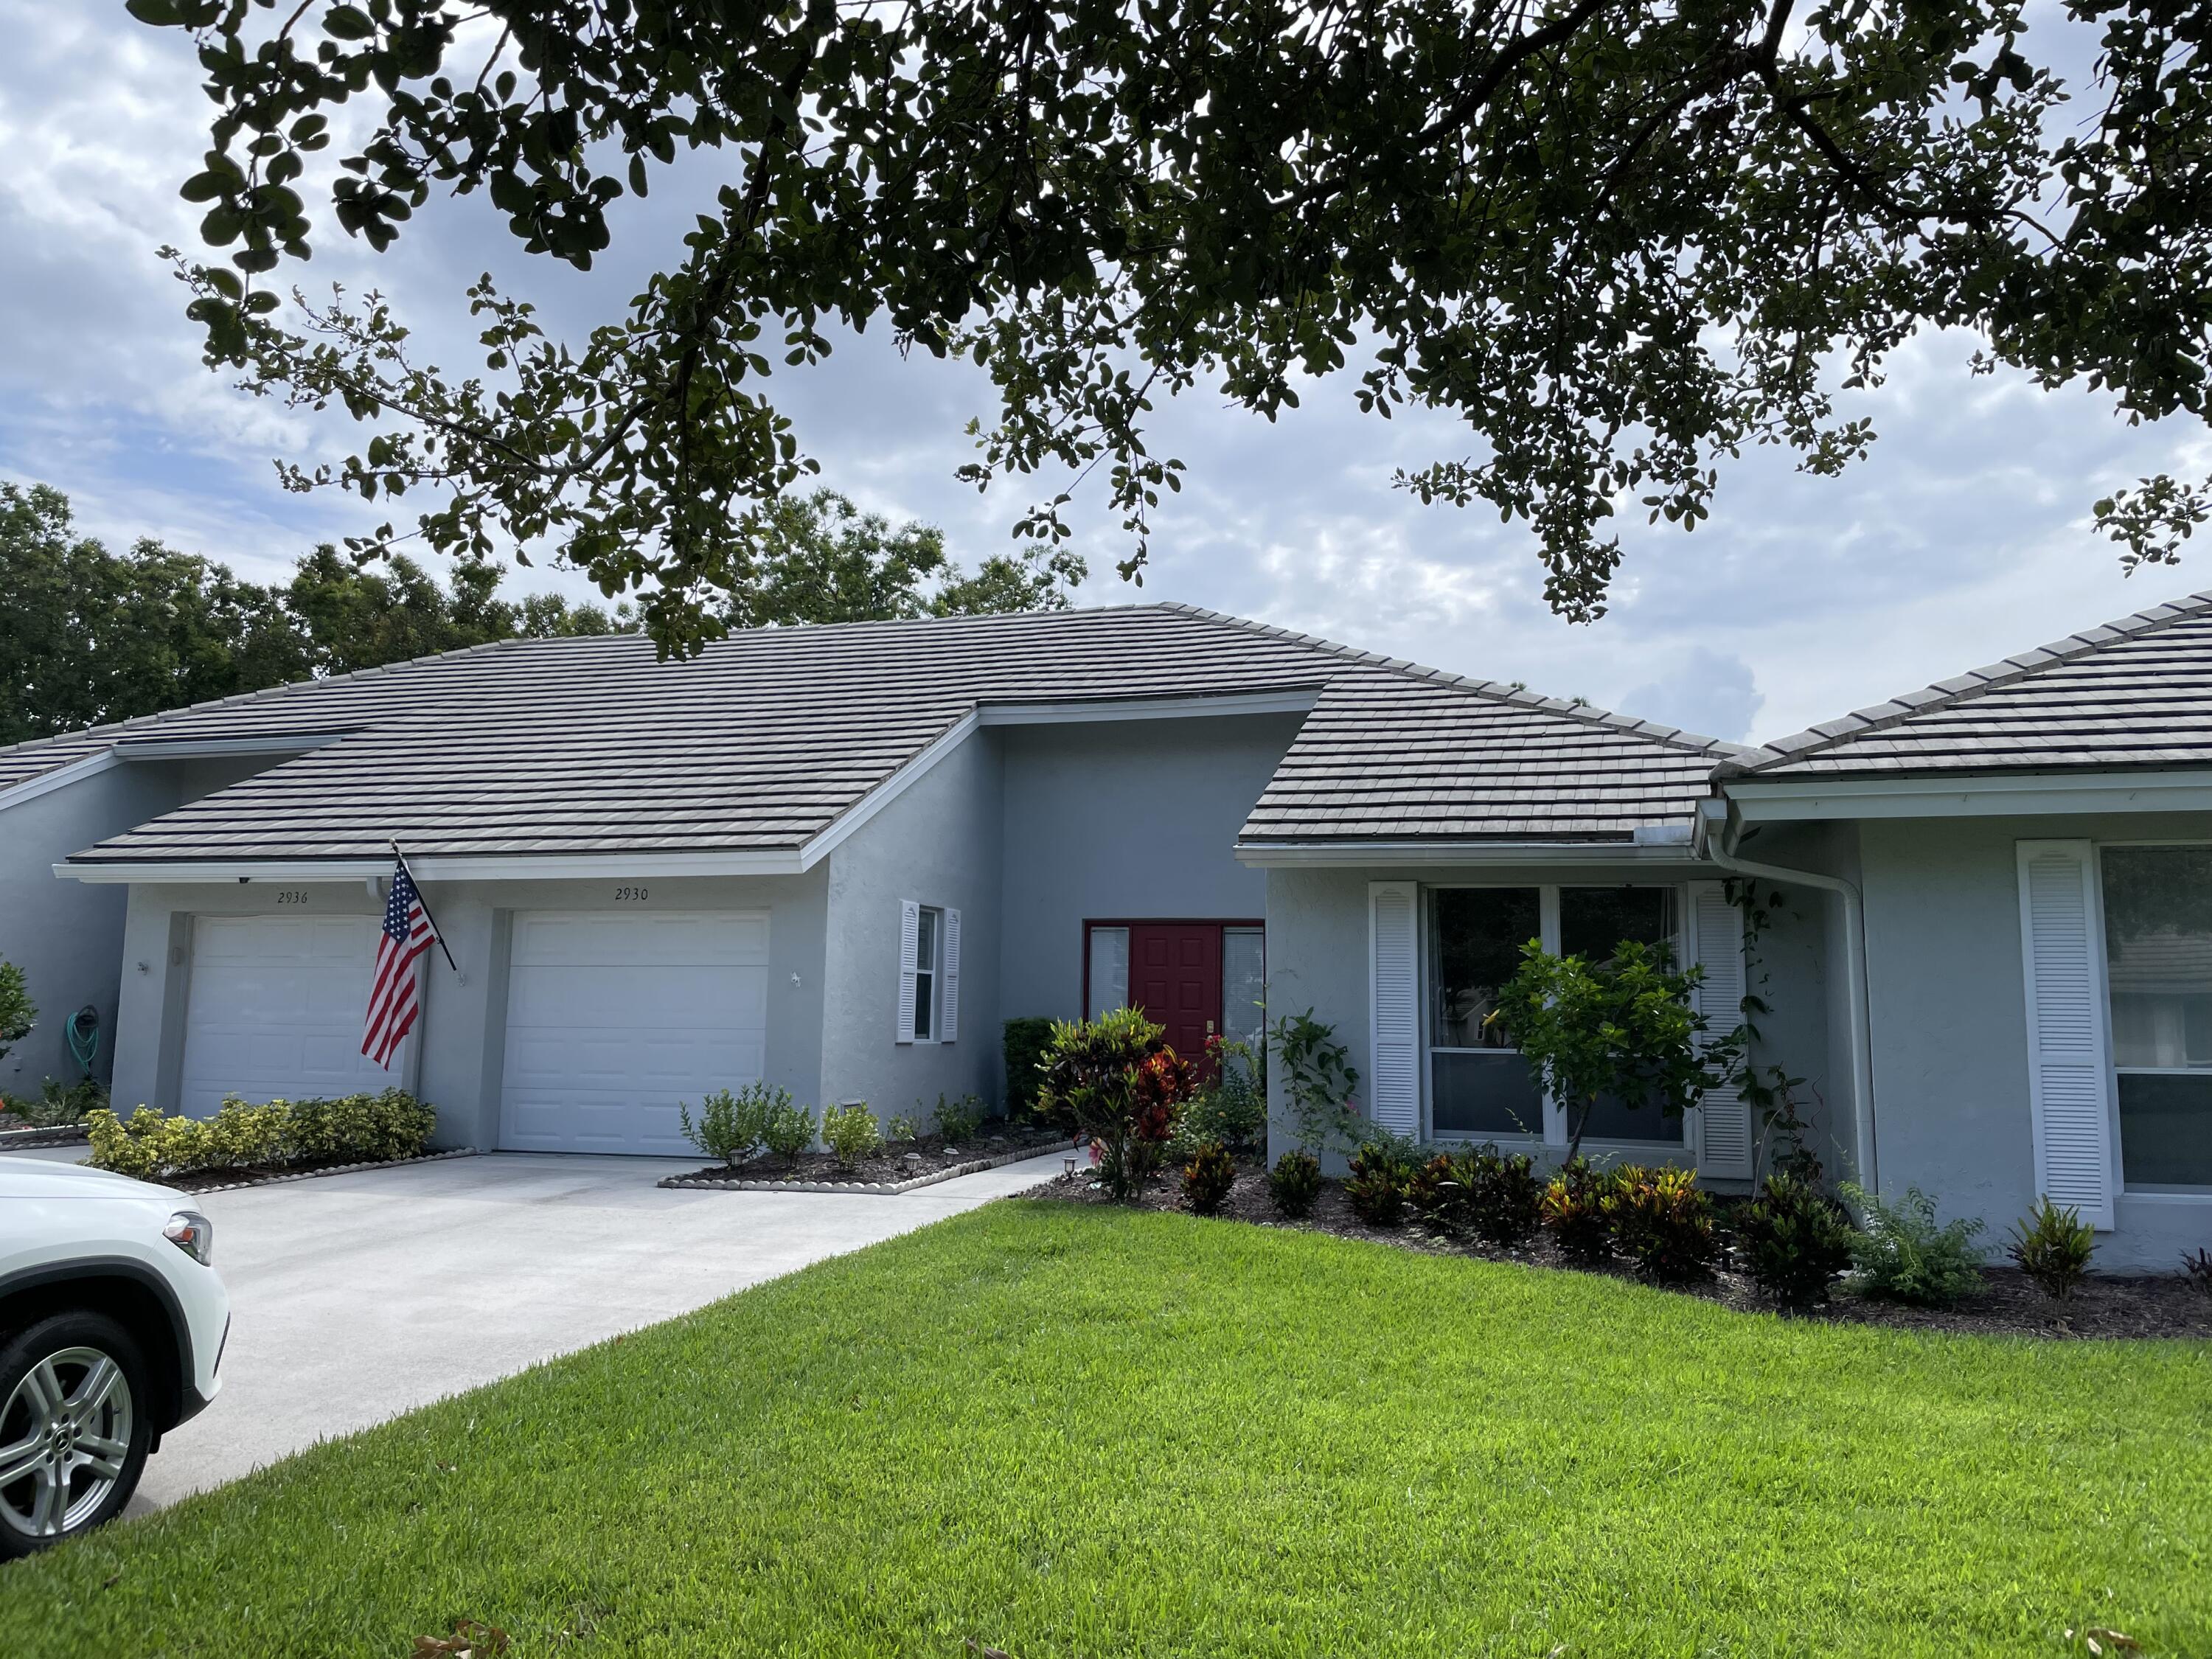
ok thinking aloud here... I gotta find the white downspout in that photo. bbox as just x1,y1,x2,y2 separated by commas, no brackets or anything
1694,798,1879,1194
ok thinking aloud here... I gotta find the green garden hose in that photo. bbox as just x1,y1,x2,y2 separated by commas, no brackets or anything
65,1006,100,1079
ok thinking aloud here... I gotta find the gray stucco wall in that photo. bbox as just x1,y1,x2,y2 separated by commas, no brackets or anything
996,712,1299,1027
0,756,276,1099
1854,810,2212,1272
821,728,1004,1127
111,870,830,1150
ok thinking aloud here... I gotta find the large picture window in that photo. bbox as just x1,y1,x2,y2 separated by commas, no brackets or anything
1427,885,1682,1142
2102,846,2212,1189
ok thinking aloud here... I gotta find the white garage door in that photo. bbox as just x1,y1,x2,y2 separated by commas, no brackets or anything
499,911,770,1155
179,914,406,1117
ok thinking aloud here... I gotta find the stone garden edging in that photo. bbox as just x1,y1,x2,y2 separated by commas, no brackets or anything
658,1140,1071,1196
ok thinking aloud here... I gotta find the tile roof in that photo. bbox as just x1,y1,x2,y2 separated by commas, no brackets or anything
4,604,1739,866
1722,591,2212,779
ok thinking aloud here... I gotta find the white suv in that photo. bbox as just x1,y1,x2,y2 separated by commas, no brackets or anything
0,1155,230,1557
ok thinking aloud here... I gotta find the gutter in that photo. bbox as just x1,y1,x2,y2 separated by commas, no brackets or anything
1694,797,1879,1194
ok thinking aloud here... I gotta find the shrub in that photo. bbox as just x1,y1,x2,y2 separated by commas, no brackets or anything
0,956,33,1068
1268,1009,1362,1155
1540,1158,1615,1265
1037,1009,1196,1199
821,1102,884,1168
2183,1247,2212,1295
85,1107,168,1181
288,1090,437,1164
1176,1042,1268,1157
679,1085,773,1169
204,1096,288,1167
1267,1149,1321,1219
1181,1141,1237,1215
1601,1164,1719,1284
1002,1018,1057,1117
764,1099,818,1166
38,1076,108,1126
2006,1197,2096,1301
886,1113,919,1144
1406,1152,1464,1226
931,1092,986,1145
1345,1138,1415,1227
1461,1145,1544,1248
1735,1173,1856,1312
1843,1183,1988,1307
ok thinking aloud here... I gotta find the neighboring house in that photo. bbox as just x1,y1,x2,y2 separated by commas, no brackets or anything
0,597,2205,1270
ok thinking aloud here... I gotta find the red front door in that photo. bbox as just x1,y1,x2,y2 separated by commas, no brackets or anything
1128,924,1223,1070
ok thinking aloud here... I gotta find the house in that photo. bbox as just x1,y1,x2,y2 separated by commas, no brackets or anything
1,597,2205,1271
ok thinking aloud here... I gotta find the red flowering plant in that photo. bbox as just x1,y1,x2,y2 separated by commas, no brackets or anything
1037,1007,1198,1198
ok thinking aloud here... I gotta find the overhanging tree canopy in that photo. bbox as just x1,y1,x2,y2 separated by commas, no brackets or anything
134,0,2212,651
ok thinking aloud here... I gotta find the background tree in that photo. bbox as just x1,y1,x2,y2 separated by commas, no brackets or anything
0,482,310,745
729,490,1082,629
1,481,1070,743
131,0,2212,654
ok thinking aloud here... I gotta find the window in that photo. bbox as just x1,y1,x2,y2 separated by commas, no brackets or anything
1087,925,1129,1020
1222,926,1267,1051
1426,884,1683,1144
2102,846,2212,1189
914,905,940,1042
1429,888,1545,1136
1559,886,1681,1144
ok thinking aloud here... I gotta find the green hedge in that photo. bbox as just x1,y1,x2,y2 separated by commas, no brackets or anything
86,1090,437,1182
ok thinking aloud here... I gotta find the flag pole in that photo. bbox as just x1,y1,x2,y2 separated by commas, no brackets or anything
389,839,463,979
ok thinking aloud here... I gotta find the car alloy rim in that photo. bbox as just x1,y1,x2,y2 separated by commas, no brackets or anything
0,1346,135,1540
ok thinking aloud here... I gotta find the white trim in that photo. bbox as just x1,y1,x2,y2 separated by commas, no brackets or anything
799,713,979,872
1237,841,1711,869
1727,768,2212,822
975,687,1321,726
0,751,121,813
58,849,807,885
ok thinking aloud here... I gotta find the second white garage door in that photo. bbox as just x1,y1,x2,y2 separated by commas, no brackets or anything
498,911,770,1155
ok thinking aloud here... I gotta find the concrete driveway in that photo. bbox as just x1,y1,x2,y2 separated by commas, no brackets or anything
25,1147,1068,1512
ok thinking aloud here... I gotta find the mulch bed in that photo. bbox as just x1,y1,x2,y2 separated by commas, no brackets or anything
672,1127,1071,1189
1025,1164,2212,1340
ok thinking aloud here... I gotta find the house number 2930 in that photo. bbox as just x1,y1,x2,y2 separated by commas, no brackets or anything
613,885,650,901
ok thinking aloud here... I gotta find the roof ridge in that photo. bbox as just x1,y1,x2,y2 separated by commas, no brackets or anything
1151,602,1752,759
1725,588,2212,773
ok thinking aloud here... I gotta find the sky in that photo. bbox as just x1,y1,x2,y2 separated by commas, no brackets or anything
2,5,2206,745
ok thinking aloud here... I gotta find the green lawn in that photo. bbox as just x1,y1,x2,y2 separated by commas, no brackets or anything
4,1204,2208,1658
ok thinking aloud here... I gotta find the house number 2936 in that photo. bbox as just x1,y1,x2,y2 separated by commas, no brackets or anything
275,890,310,905
613,885,650,901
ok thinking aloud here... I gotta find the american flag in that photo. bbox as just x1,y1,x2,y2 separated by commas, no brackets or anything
364,860,435,1067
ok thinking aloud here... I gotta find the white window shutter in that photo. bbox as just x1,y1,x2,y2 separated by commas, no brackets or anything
1686,881,1754,1180
1368,882,1419,1138
2017,841,2117,1229
896,900,919,1045
939,907,961,1042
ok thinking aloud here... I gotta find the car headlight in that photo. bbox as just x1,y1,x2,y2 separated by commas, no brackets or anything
164,1209,215,1265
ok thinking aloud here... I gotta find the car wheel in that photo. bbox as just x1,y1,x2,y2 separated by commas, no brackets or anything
0,1312,153,1559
